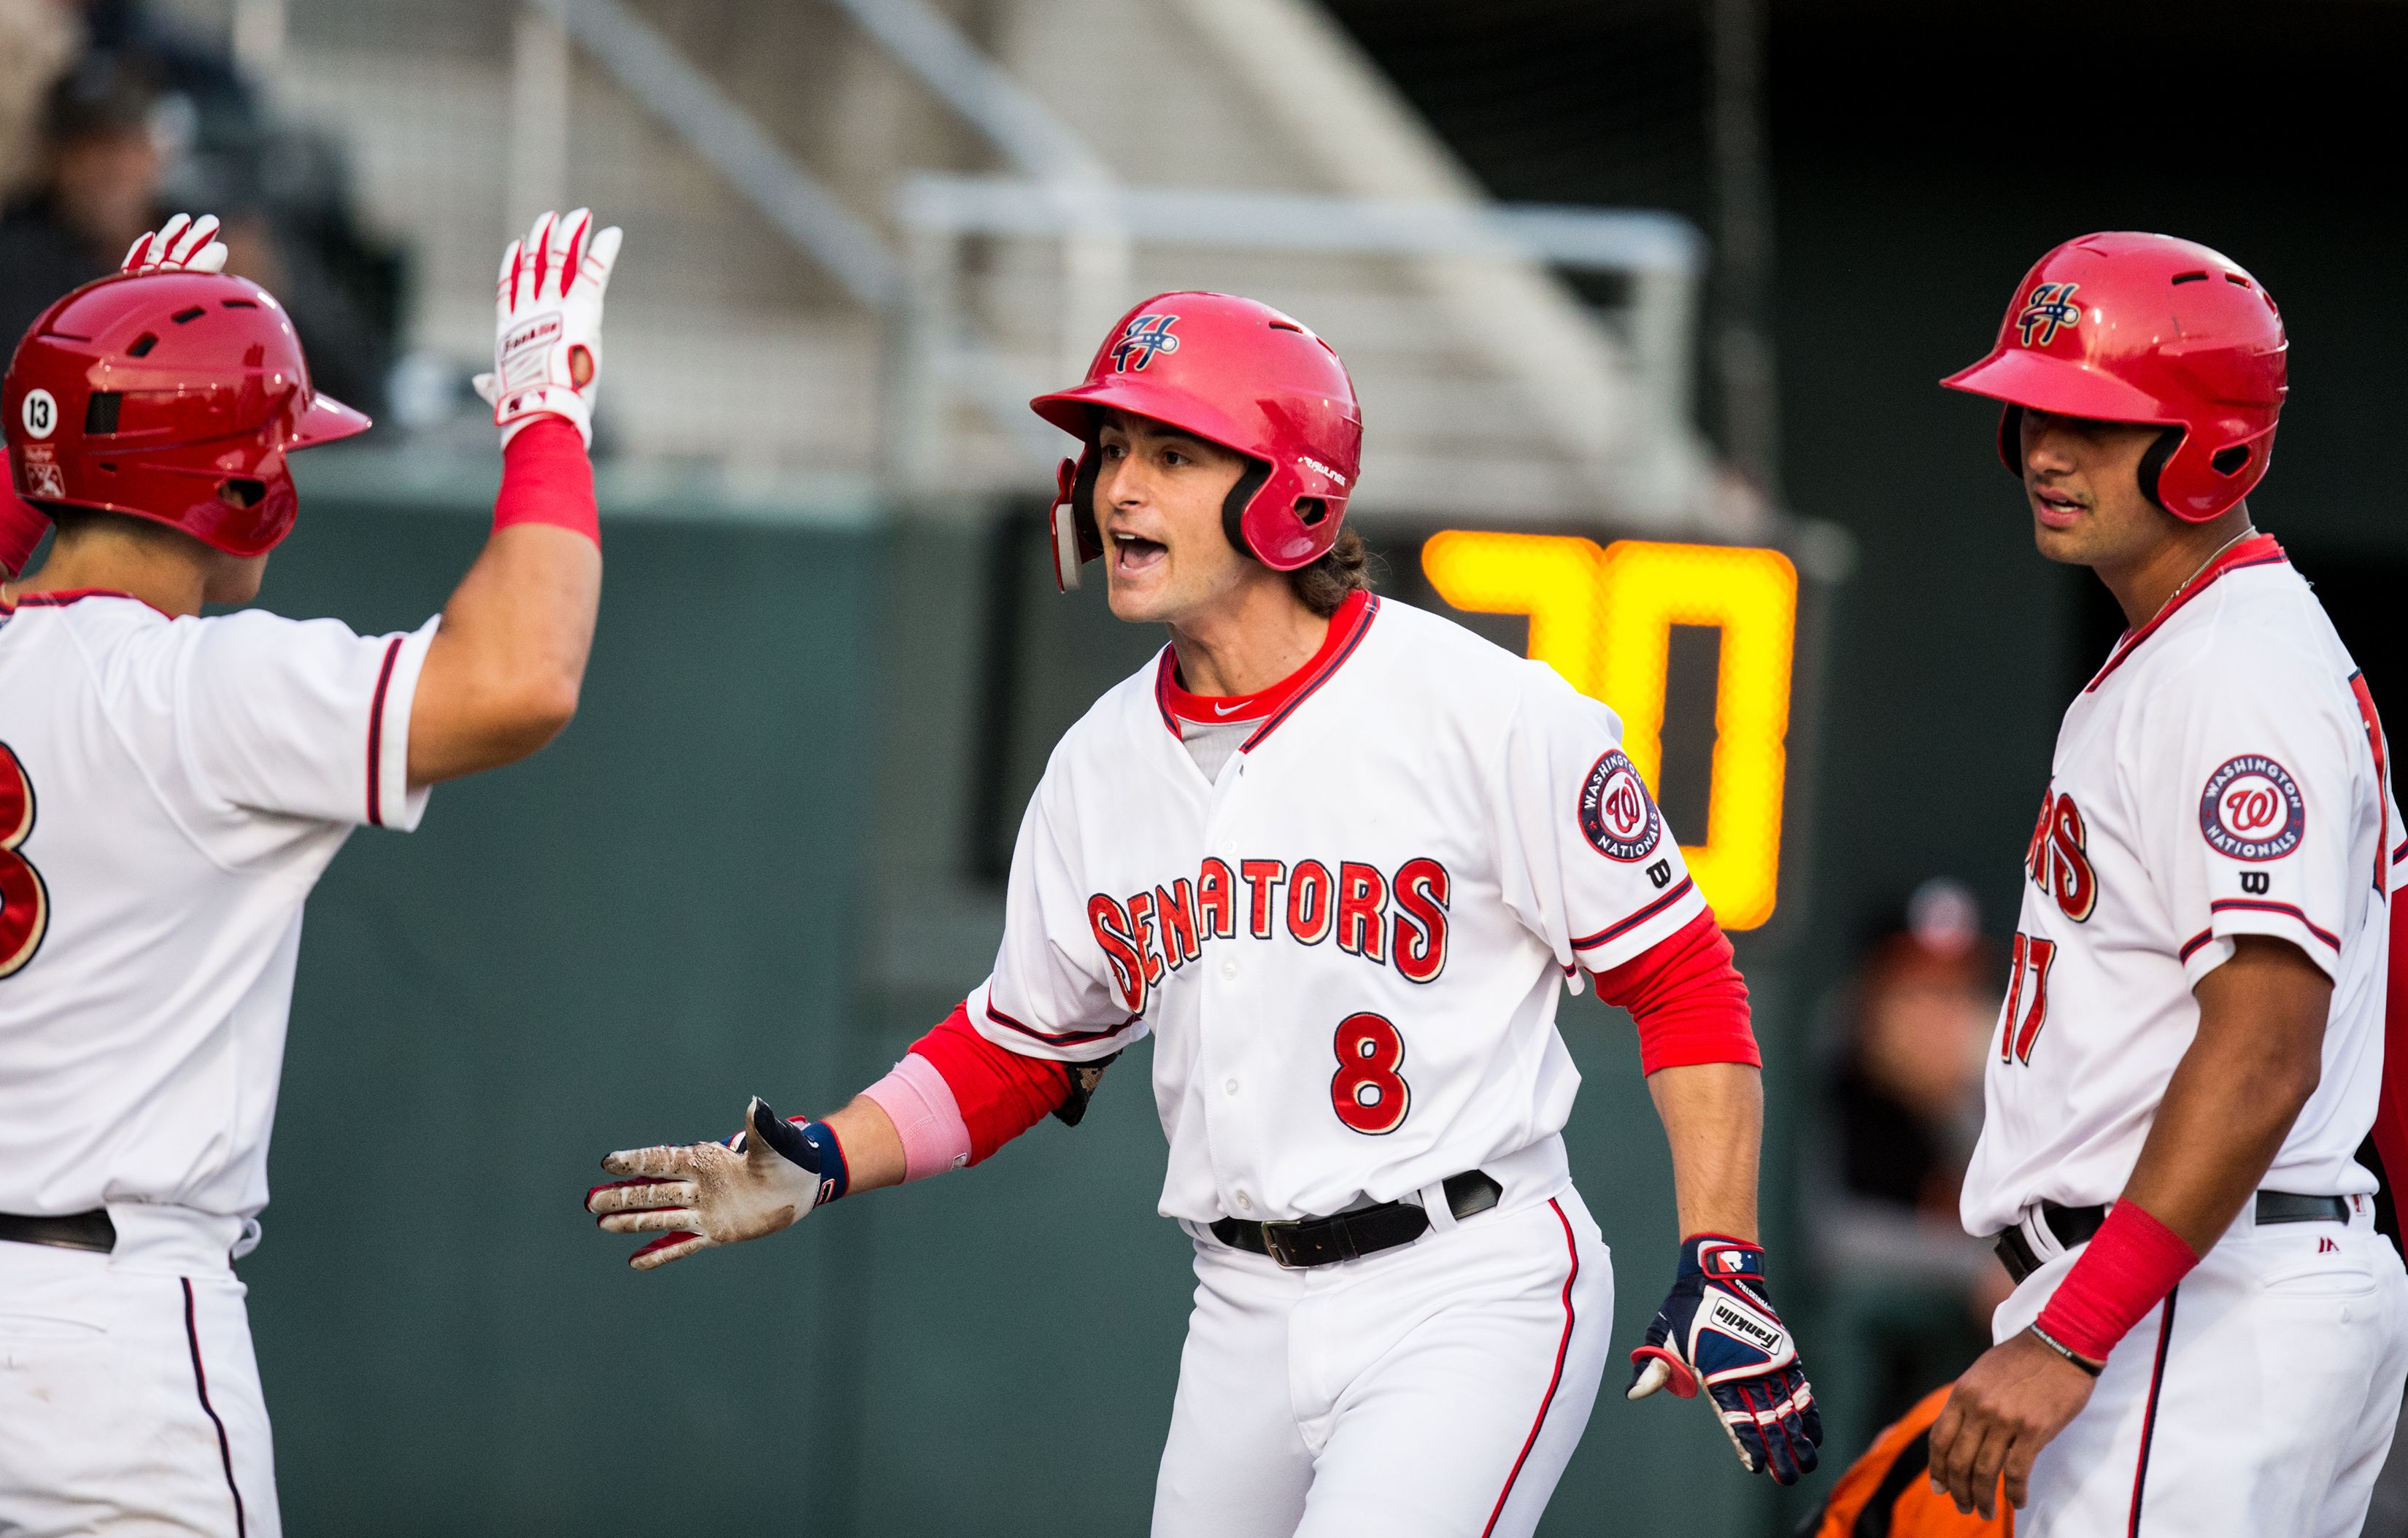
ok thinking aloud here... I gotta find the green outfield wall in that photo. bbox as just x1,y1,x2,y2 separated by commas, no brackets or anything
238,453,1812,1536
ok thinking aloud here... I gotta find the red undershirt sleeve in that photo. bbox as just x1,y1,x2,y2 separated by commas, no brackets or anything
1591,907,1760,1075
907,1002,1074,1164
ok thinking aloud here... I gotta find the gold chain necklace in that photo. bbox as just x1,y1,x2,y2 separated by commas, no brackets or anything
2147,524,2257,627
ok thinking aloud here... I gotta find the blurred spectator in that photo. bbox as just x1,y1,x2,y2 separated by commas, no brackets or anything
1834,879,1995,1218
1813,878,2009,1438
0,54,162,347
0,0,81,206
0,0,398,417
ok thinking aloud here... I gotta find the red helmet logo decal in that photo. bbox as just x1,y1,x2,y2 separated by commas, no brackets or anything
2016,282,2081,347
1111,314,1181,372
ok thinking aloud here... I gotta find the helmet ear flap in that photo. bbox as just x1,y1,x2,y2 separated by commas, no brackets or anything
1996,404,2023,479
1047,451,1104,592
1220,457,1272,562
2137,425,2184,513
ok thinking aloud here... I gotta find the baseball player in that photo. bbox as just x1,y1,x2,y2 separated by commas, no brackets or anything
0,206,620,1536
587,292,1822,1535
1926,232,2408,1532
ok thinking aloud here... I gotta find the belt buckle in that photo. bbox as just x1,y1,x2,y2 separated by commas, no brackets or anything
1262,1222,1308,1270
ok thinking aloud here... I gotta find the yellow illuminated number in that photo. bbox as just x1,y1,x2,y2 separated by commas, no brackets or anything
1422,533,1797,930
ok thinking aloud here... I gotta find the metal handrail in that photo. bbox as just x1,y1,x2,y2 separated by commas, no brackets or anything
532,0,899,309
897,176,1702,274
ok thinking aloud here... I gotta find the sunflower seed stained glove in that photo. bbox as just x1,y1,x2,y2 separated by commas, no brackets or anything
585,1097,848,1271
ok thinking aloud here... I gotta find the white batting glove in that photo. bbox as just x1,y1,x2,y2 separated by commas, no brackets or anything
121,212,228,274
584,1097,846,1271
473,207,622,449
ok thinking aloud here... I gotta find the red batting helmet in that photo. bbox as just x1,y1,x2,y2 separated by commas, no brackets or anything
1942,231,2287,522
4,269,370,557
1030,291,1362,591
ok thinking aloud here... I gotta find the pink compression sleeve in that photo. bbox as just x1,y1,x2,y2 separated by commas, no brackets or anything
859,1051,974,1183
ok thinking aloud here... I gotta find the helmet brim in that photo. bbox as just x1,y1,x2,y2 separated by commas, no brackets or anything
290,391,373,448
1030,376,1254,459
1940,349,2173,426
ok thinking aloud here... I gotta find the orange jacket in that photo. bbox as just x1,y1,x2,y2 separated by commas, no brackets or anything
1805,1387,2013,1537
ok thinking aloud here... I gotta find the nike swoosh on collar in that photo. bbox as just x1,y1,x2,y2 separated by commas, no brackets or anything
1211,701,1247,717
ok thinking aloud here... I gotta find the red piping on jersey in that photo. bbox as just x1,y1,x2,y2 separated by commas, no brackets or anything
985,997,1133,1047
182,1278,250,1537
1570,876,1696,952
365,636,404,827
2085,535,2287,694
2392,835,2407,866
2207,897,2341,951
1151,590,1377,741
1481,1198,1580,1538
2126,1290,2178,1536
2177,927,2218,964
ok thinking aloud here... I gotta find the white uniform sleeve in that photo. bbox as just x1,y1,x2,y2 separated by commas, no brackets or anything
970,760,1152,1064
2134,649,2374,986
180,609,441,832
1492,662,1709,986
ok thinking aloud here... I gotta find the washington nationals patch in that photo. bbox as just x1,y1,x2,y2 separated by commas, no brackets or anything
1580,750,1664,862
2200,754,2306,861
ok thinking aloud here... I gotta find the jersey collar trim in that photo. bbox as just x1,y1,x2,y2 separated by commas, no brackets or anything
2084,534,2287,694
1151,589,1378,739
2,587,157,616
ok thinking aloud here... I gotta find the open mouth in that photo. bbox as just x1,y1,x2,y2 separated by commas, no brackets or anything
2031,485,2086,530
1113,531,1168,576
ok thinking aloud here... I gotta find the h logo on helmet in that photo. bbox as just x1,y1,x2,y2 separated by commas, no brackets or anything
1111,314,1181,372
2017,282,2081,347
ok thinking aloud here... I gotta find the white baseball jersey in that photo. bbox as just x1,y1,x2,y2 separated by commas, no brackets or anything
0,589,436,1229
1961,536,2405,1236
970,592,1710,1225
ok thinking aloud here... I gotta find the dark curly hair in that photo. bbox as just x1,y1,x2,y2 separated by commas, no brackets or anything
1285,526,1375,617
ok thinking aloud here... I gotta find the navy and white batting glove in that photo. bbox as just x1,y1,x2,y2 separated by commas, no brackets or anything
585,1097,847,1271
1626,1234,1822,1484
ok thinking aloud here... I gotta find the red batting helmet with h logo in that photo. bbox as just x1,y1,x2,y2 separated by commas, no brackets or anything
4,268,370,557
1942,232,2287,523
1030,291,1363,591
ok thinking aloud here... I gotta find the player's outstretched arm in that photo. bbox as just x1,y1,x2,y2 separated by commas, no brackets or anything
1624,1061,1823,1486
1928,935,2331,1518
407,210,619,787
587,1002,1108,1267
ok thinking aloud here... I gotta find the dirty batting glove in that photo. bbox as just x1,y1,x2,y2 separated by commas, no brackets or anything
1626,1234,1822,1484
121,212,228,274
584,1097,847,1271
474,207,622,449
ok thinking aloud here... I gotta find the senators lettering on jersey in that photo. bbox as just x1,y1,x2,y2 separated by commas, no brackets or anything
1087,854,1451,1010
974,595,1710,1226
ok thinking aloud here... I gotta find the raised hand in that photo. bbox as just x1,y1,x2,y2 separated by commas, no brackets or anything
121,213,228,275
474,207,622,448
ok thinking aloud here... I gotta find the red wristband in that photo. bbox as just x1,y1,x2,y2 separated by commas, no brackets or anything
2033,1199,2199,1362
491,417,598,544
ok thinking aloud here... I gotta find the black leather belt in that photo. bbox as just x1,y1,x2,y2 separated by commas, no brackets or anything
0,1209,116,1253
1211,1170,1502,1269
1995,1191,2350,1285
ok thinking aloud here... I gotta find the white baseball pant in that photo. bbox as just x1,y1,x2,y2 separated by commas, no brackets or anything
1151,1183,1612,1538
0,1205,279,1537
1996,1196,2408,1537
